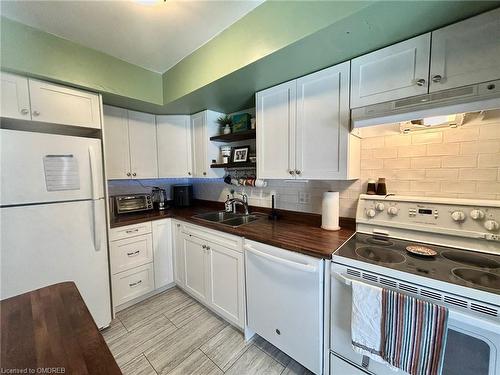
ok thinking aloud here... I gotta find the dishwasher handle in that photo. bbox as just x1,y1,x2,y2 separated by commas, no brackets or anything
244,244,317,273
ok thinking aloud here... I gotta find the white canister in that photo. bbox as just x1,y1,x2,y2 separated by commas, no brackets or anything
321,191,340,231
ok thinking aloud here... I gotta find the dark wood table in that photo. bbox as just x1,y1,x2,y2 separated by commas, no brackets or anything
1,282,121,374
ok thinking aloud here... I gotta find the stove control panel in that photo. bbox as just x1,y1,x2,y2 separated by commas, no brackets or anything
357,195,500,242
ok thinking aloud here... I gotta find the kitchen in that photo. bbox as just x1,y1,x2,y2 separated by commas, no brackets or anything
0,1,499,375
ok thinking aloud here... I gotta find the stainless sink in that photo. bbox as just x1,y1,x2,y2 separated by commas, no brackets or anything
192,211,259,227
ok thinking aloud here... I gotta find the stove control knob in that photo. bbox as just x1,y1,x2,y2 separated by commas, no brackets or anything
375,203,385,211
484,220,499,232
451,211,466,222
470,209,485,220
387,206,399,216
366,208,376,218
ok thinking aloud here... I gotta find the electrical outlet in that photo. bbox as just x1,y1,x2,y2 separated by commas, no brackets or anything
298,191,310,204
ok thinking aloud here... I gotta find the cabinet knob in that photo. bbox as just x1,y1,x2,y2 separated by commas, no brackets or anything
432,75,442,83
20,108,29,115
188,172,191,176
126,172,131,177
289,170,295,175
203,172,207,176
202,245,206,249
132,172,137,177
32,110,40,116
415,78,426,86
295,170,301,175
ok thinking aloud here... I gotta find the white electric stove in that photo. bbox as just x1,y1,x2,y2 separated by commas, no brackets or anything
329,194,500,375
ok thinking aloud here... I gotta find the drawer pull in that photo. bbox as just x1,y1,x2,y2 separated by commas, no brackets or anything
129,280,142,287
126,250,140,257
125,229,139,234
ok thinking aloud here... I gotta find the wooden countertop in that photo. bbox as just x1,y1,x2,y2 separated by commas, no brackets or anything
110,202,355,259
0,282,121,375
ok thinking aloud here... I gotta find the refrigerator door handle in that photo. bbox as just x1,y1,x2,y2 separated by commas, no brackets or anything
88,146,101,251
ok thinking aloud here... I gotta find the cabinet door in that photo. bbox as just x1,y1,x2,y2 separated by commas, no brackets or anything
430,8,500,92
191,111,207,178
103,105,131,179
296,62,351,180
0,72,31,120
28,78,101,128
350,33,431,108
207,242,244,328
128,110,158,179
256,80,296,179
157,115,192,177
172,222,185,287
152,219,174,289
182,234,208,302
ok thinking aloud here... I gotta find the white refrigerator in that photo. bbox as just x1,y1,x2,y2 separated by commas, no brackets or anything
0,129,111,328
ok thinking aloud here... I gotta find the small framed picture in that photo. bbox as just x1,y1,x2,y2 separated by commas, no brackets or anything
231,146,250,163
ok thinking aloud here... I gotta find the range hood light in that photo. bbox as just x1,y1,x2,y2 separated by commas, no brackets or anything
422,115,456,126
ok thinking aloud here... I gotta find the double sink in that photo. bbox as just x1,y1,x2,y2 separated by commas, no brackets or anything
192,211,259,227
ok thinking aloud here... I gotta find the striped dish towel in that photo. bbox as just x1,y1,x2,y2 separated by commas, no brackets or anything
381,288,449,375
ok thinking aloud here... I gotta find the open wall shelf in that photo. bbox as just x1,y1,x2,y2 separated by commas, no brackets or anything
210,162,256,169
210,129,255,142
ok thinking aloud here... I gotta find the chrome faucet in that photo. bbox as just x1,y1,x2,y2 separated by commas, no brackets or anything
225,192,249,215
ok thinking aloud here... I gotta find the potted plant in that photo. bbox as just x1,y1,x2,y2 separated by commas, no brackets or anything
217,115,233,134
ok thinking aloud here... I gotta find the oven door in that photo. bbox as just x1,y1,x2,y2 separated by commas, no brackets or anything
330,263,499,375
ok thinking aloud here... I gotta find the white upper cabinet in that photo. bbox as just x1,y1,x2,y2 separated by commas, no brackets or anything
103,105,158,180
103,106,130,179
128,110,158,179
0,72,31,120
29,79,101,128
0,73,101,128
350,34,431,108
256,81,295,179
190,110,224,178
257,63,359,180
157,115,192,178
296,62,358,180
429,8,500,92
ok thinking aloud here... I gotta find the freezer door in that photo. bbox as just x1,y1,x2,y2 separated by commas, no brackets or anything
0,199,111,328
0,129,104,206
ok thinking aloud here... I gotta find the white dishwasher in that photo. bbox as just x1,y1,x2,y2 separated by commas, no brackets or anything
245,240,324,374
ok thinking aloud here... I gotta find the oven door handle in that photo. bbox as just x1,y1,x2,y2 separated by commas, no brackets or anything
333,272,354,285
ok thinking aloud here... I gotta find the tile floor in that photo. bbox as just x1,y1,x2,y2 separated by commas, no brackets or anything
102,287,313,375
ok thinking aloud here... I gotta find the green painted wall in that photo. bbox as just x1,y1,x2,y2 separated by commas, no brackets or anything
161,1,374,104
0,17,163,105
160,1,500,114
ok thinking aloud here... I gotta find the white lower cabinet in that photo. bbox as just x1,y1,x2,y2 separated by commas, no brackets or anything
207,241,244,327
112,263,155,307
152,219,174,289
109,219,173,310
174,221,245,328
182,233,209,303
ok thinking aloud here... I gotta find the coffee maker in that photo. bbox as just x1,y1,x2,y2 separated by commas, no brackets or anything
151,187,167,210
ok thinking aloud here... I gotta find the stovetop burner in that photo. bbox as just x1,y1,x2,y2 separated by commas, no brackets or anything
452,268,500,291
335,233,500,294
442,251,500,270
355,246,406,264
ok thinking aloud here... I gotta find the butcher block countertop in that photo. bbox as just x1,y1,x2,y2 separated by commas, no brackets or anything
0,282,121,375
110,200,355,259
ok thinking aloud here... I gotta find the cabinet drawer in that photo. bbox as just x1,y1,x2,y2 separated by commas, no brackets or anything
112,263,154,306
110,221,152,241
110,234,153,274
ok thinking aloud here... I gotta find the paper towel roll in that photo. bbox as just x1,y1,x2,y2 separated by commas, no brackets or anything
321,191,340,231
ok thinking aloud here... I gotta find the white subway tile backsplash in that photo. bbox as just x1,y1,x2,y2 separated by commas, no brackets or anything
460,141,500,155
397,145,427,157
410,157,442,169
442,127,479,143
411,132,442,144
427,143,460,156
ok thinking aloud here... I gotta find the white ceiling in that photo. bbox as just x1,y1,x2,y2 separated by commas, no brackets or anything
0,0,263,73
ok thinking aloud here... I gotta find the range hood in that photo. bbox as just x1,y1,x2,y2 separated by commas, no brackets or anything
351,79,500,138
